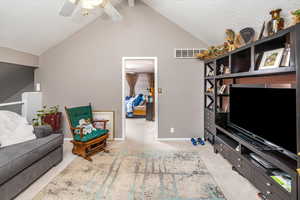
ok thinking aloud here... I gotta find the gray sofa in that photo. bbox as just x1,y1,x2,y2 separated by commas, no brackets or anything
0,126,63,200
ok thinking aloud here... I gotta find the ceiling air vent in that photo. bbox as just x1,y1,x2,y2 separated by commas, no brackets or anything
174,48,203,59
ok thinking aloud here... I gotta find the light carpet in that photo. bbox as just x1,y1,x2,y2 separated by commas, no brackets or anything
33,149,226,200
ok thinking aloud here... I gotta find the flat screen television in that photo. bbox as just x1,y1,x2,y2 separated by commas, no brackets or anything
229,85,297,158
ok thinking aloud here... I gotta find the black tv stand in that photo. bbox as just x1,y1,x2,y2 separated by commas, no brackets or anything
211,124,298,200
202,25,300,200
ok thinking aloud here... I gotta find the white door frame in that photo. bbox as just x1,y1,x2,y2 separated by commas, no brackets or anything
121,57,158,140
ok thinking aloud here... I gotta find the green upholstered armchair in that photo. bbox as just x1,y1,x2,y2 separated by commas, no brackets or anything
65,104,109,161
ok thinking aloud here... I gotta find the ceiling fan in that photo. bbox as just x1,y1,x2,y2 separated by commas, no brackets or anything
59,0,129,21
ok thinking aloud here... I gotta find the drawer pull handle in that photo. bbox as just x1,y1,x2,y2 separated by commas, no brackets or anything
266,182,271,186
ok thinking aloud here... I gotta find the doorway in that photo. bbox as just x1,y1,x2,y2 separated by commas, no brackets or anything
122,57,158,141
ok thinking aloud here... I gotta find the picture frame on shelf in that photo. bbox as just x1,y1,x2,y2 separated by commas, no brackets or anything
280,44,291,67
259,48,284,70
93,111,115,140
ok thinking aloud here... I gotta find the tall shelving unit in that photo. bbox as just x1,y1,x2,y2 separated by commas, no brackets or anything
203,24,300,200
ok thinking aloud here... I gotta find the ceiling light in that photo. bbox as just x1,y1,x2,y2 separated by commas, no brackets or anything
81,0,94,9
89,0,104,6
69,0,77,4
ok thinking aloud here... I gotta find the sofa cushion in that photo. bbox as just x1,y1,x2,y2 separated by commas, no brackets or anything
0,134,63,185
74,129,108,142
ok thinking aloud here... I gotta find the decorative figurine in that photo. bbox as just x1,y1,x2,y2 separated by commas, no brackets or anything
224,67,230,74
291,9,300,25
240,27,255,44
234,33,244,48
225,29,236,51
267,9,285,36
219,64,225,75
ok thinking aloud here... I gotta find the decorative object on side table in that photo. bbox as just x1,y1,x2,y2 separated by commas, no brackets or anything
291,9,300,25
259,48,284,70
93,111,115,140
267,9,285,36
32,105,62,132
240,27,255,44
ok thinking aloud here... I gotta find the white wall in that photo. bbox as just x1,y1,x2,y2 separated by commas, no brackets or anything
36,1,205,139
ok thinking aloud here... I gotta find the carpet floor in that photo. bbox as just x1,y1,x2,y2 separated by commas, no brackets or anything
33,149,226,200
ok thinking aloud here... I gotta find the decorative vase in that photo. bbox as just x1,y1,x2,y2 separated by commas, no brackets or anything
267,9,285,36
42,112,62,132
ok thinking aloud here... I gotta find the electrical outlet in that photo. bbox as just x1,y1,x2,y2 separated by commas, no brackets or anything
170,128,175,133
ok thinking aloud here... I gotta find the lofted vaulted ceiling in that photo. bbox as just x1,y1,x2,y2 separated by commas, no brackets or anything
142,0,300,46
0,0,300,55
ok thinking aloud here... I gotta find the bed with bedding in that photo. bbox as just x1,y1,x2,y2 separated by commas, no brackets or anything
125,94,146,118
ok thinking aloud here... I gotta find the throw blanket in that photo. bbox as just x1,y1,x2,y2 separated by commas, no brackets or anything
0,110,35,147
125,94,145,117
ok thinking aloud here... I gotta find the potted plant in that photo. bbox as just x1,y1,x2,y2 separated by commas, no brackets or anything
292,9,300,25
32,105,62,132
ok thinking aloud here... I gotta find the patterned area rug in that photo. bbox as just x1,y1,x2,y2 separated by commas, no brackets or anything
33,150,226,200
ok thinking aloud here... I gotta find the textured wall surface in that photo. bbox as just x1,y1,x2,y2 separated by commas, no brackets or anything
36,1,205,138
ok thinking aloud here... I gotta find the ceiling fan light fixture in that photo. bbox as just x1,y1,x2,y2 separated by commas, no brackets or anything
69,0,78,4
90,0,104,6
81,0,95,9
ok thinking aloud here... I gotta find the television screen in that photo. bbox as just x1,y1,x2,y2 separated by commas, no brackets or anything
229,86,297,155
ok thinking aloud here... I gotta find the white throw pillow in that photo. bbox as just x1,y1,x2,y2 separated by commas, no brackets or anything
0,111,35,147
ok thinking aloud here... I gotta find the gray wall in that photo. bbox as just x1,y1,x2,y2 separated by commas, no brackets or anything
36,1,205,138
0,62,35,114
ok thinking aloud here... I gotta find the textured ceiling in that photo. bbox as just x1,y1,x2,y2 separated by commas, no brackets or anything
142,0,300,46
1,0,300,55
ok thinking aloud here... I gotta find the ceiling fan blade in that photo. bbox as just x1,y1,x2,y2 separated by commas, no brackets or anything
59,0,79,17
103,1,123,21
128,0,135,7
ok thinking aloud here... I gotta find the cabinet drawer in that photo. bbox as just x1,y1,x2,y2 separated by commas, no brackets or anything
235,158,252,181
253,171,290,200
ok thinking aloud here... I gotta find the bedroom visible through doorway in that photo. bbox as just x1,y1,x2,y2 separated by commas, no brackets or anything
122,57,158,141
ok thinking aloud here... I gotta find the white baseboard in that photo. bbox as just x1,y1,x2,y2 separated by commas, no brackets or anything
156,138,191,141
114,138,125,141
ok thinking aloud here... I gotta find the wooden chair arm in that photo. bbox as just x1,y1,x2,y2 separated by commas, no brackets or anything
70,127,84,138
93,120,109,130
93,120,109,123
